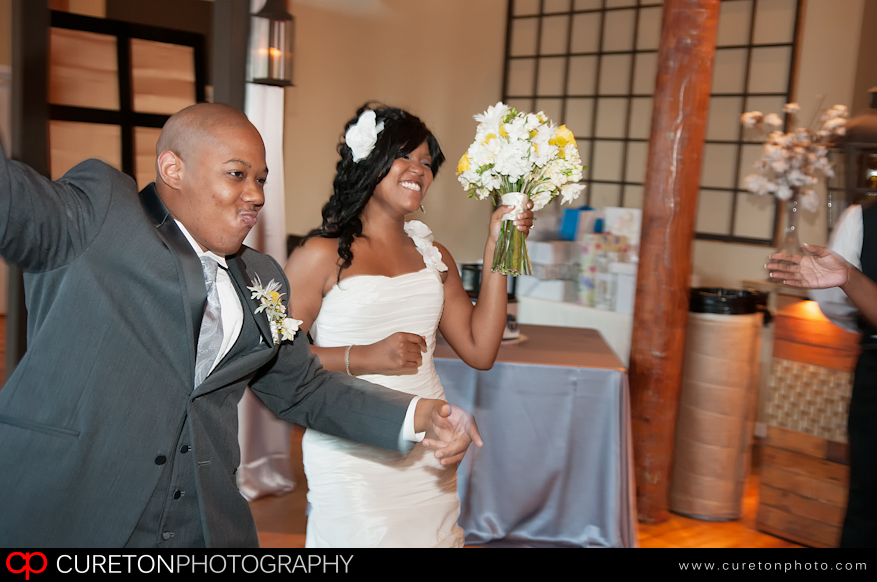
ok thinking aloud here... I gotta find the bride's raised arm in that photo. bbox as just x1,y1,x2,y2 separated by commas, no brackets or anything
437,203,533,370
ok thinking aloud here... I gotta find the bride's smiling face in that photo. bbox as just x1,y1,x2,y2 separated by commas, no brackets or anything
370,141,434,215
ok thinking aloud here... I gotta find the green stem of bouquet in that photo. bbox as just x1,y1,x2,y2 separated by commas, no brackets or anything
491,177,533,276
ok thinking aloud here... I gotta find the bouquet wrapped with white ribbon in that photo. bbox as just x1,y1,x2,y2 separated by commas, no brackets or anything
456,102,586,276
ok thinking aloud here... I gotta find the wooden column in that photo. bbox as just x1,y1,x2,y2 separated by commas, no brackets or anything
5,0,50,380
629,0,720,523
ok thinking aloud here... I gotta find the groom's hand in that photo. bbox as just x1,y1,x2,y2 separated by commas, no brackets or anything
414,399,483,465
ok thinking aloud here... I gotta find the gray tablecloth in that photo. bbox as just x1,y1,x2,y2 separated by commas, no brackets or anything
434,324,637,547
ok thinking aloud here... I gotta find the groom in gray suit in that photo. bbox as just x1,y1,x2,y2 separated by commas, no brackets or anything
0,103,480,548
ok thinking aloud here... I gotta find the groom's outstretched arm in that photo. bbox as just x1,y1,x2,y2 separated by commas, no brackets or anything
250,323,481,461
0,142,116,271
251,330,482,462
250,329,413,451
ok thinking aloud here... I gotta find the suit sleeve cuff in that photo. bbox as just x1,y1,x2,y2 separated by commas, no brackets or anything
400,396,426,448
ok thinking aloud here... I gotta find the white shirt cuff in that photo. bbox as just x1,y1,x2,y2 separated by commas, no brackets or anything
401,396,426,447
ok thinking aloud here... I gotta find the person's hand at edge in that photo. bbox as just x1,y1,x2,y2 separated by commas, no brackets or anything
414,399,483,465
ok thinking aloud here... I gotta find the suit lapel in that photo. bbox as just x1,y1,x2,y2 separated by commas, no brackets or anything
140,184,206,379
226,254,275,347
192,254,277,397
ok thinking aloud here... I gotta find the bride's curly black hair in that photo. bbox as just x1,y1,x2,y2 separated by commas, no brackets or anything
307,103,445,276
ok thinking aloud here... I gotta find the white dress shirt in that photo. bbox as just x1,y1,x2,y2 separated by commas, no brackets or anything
175,220,422,444
810,205,867,334
176,220,244,377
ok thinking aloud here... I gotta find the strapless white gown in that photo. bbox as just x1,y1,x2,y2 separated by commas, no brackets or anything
302,221,464,548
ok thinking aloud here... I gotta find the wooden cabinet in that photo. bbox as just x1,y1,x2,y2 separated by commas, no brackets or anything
756,301,859,547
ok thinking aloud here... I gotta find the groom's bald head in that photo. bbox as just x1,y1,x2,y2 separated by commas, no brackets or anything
155,103,259,167
153,103,268,255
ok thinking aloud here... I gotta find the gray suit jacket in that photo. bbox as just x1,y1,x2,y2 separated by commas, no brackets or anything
0,147,414,547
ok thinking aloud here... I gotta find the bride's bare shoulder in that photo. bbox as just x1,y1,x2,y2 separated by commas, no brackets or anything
431,240,457,283
285,236,340,282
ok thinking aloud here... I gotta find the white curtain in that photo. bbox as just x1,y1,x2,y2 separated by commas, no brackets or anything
236,1,295,501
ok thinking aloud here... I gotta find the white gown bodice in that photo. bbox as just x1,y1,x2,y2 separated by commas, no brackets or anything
311,266,445,400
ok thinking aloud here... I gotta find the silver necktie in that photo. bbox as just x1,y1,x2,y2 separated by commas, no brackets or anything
194,256,223,387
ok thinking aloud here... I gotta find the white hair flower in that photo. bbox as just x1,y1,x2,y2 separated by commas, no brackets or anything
345,110,385,163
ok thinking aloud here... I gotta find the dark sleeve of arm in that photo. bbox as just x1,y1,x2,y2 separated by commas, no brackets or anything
249,330,414,452
0,144,113,271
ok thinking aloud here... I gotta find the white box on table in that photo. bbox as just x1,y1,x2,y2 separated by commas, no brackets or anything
527,240,581,265
516,275,578,303
610,261,638,314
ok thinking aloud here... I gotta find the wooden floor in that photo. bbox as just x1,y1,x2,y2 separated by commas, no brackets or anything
251,425,802,549
0,315,800,548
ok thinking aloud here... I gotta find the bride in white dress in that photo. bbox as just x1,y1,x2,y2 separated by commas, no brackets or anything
284,104,532,547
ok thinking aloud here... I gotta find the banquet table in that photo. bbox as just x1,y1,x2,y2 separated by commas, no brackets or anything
434,324,637,548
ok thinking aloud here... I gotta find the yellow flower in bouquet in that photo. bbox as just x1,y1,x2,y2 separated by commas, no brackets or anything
551,125,577,148
456,102,586,276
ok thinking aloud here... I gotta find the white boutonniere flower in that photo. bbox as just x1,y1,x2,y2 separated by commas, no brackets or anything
247,275,303,345
345,109,385,162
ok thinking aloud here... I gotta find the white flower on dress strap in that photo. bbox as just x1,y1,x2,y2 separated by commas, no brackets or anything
404,220,448,272
247,275,303,345
345,110,385,163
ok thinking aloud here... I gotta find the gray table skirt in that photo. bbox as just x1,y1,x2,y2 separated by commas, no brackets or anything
436,358,637,548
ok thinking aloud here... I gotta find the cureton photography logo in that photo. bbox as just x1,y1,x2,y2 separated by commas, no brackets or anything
6,552,47,580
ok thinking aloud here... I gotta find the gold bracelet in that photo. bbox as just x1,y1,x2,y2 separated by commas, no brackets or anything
345,345,355,376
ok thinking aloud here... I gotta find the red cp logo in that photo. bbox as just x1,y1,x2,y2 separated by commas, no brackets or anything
6,553,47,580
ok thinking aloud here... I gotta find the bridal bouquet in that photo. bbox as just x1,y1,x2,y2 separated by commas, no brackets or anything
456,102,586,276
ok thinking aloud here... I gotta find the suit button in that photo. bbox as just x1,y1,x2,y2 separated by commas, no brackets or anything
173,490,182,499
180,445,190,453
162,531,174,540
154,455,167,465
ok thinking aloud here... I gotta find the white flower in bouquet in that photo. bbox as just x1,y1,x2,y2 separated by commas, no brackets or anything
561,182,587,205
741,101,847,212
457,103,586,275
473,102,506,137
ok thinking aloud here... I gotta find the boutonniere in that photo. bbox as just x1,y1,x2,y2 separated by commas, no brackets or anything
247,275,303,345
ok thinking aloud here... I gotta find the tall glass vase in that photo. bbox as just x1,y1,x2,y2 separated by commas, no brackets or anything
775,194,805,265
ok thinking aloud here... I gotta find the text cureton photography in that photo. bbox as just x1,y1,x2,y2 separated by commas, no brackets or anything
6,553,354,576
